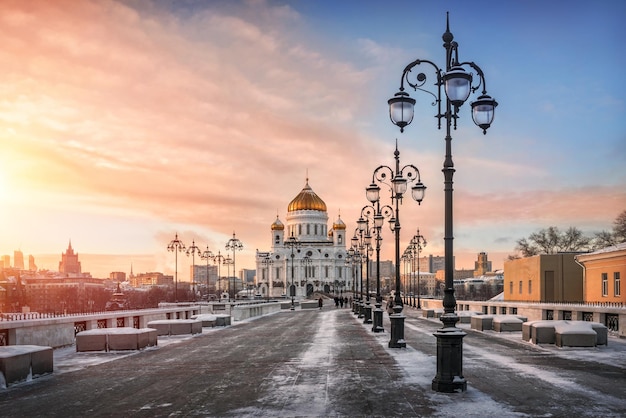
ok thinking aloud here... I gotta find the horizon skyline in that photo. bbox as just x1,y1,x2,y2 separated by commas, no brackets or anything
1,1,624,281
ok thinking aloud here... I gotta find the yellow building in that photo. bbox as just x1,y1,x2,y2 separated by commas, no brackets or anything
575,243,625,303
504,253,583,302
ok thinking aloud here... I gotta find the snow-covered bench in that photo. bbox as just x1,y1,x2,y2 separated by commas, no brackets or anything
0,345,53,387
523,320,608,346
555,321,597,347
493,315,525,332
76,328,158,352
147,319,202,336
457,311,481,324
191,314,217,327
213,314,231,326
471,315,493,331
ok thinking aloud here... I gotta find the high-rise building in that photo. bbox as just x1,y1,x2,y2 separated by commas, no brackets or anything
59,241,81,275
13,250,24,270
28,255,37,271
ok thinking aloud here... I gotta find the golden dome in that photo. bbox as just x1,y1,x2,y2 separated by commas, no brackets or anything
333,215,346,230
271,216,284,230
287,180,327,212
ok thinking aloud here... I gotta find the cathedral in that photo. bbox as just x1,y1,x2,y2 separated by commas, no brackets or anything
255,179,351,299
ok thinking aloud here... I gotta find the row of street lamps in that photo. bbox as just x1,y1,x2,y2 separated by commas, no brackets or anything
383,13,497,392
345,13,497,393
167,232,244,302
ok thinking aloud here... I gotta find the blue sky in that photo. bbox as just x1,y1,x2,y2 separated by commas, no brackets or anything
0,0,624,278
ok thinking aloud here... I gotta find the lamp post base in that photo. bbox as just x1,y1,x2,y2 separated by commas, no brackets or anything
388,313,406,348
363,302,372,324
372,303,384,332
432,319,467,392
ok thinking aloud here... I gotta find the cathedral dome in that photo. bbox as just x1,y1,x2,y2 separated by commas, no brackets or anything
271,216,285,230
287,180,327,212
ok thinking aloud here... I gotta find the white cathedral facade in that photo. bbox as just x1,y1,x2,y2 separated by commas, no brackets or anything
255,179,352,300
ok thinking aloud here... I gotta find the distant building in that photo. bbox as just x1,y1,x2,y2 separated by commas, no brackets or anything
58,241,81,275
110,272,126,282
13,250,24,270
28,255,37,272
130,272,173,288
474,252,492,277
504,253,583,302
418,255,448,274
575,243,626,304
1,255,9,269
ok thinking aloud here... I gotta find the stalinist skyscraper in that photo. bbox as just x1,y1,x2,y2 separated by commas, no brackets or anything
59,241,82,275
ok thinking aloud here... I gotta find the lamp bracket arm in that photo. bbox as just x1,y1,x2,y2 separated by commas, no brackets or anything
401,59,441,105
399,164,422,182
371,165,394,192
458,61,488,95
360,205,376,220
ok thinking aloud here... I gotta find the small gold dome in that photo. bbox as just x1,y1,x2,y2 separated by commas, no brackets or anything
333,215,346,230
271,216,284,230
287,180,327,212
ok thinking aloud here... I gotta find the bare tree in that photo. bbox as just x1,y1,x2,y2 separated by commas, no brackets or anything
515,226,591,257
593,210,626,249
614,210,626,242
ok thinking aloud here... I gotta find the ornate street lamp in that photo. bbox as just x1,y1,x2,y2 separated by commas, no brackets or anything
347,246,361,314
357,210,377,325
225,232,244,301
284,234,300,310
167,233,186,303
388,13,497,391
366,141,425,348
213,251,226,298
301,256,313,299
200,245,214,299
401,248,411,306
363,195,393,333
186,240,202,302
412,230,427,309
223,256,233,301
261,255,274,301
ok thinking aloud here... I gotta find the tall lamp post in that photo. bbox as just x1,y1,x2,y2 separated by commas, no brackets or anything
357,212,376,324
412,230,427,309
366,142,425,348
401,249,411,306
186,240,202,301
262,255,274,301
363,195,393,333
167,233,186,303
284,234,300,310
301,256,312,298
213,251,226,299
200,245,214,299
224,256,233,301
351,230,364,319
387,13,497,391
225,232,244,301
347,246,361,314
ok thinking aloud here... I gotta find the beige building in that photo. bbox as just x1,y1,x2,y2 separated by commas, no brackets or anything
504,253,583,302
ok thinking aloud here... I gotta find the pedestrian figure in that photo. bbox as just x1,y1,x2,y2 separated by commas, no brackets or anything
318,297,323,310
334,297,339,308
339,297,344,308
344,296,348,307
387,297,394,315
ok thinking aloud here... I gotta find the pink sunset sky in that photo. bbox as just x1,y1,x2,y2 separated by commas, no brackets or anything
1,0,624,280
